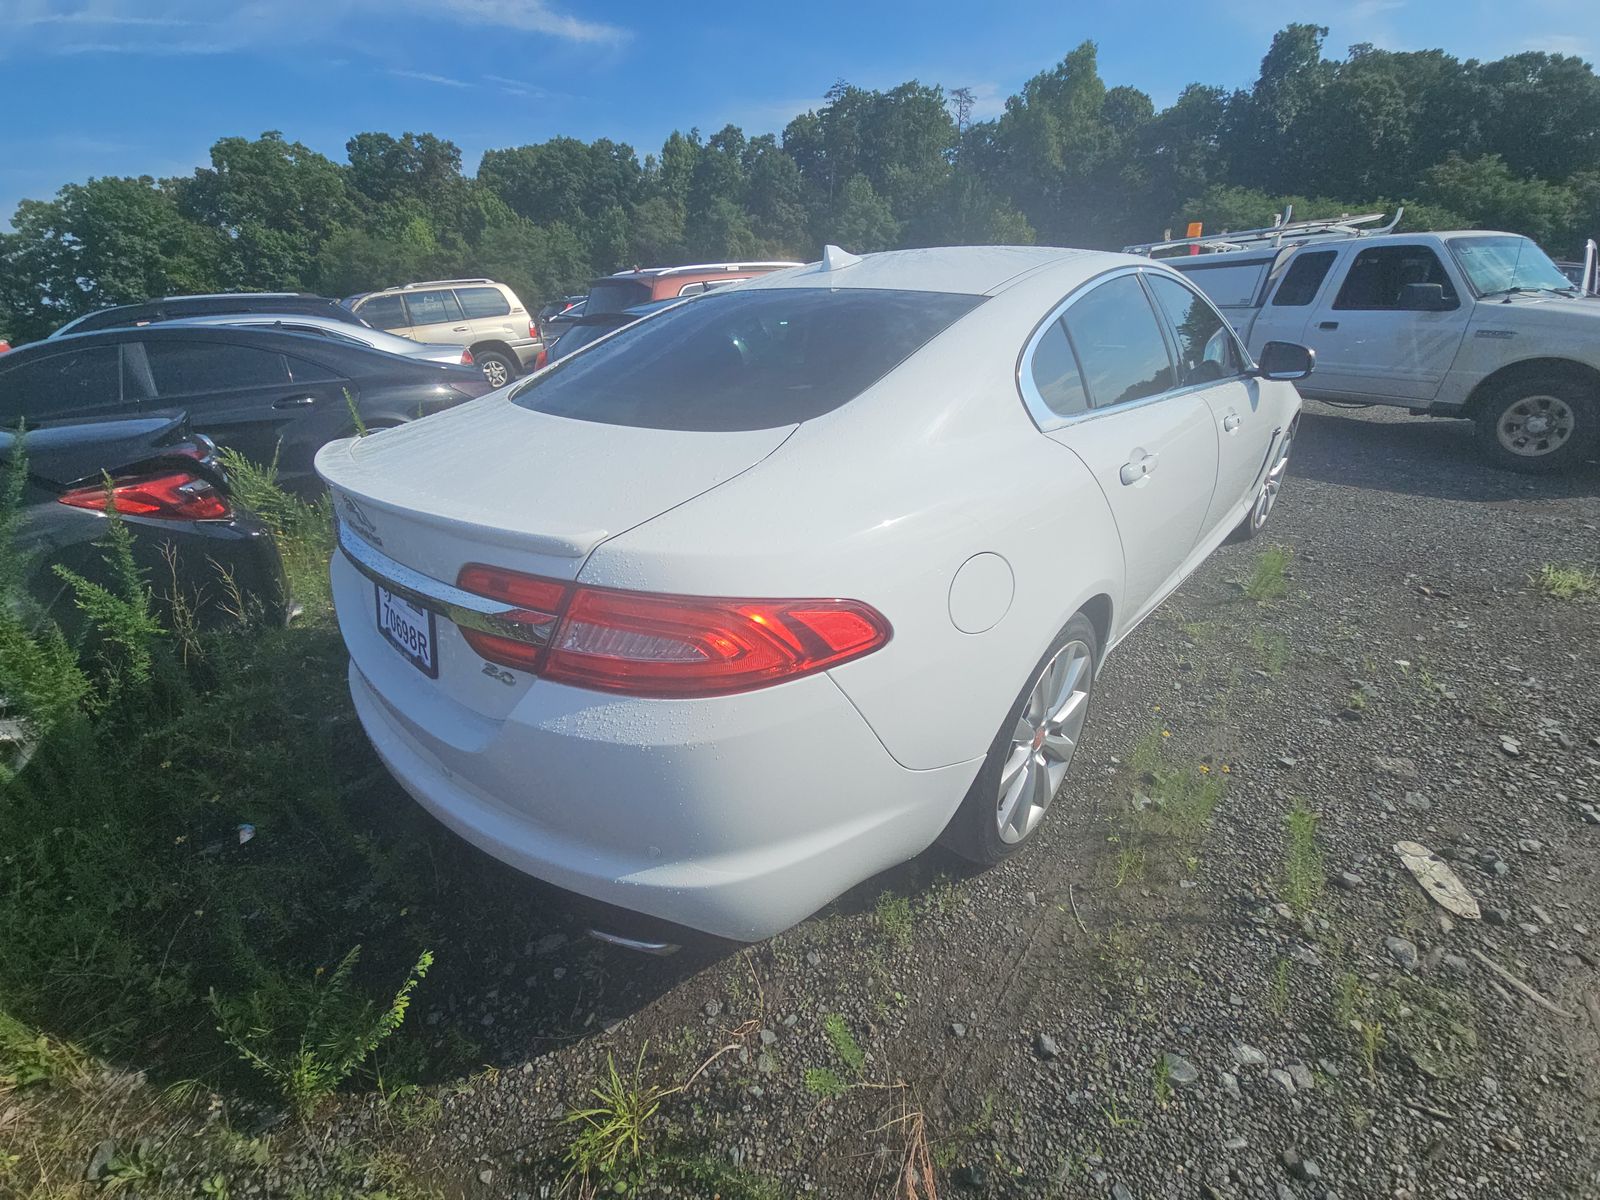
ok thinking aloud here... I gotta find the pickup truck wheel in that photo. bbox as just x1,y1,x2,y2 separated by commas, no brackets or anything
1475,379,1597,474
475,350,515,389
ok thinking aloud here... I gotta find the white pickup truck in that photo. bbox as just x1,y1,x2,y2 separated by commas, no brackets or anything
1128,218,1600,473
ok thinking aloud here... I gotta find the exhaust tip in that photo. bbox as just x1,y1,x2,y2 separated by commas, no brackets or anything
586,928,680,956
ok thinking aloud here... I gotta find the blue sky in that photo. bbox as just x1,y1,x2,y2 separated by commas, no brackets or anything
3,0,1597,227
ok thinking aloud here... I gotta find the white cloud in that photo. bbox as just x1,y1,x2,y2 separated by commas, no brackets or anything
0,0,626,56
389,68,472,88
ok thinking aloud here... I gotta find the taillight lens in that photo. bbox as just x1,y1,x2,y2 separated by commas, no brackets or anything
59,471,231,520
532,348,549,371
450,566,890,698
455,564,567,671
529,320,539,340
460,348,475,366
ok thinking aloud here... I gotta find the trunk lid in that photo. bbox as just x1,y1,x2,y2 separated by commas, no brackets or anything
317,393,795,723
0,414,191,487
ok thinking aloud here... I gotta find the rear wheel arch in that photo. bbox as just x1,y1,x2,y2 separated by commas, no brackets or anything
469,339,519,365
1079,593,1113,662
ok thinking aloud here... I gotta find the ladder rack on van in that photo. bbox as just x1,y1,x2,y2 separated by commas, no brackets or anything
1123,206,1404,258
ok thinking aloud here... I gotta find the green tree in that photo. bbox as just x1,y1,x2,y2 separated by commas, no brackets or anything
828,175,900,251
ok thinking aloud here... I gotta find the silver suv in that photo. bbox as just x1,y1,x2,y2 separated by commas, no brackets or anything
344,279,541,387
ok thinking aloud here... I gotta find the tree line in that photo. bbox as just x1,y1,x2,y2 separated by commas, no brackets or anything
4,24,1599,344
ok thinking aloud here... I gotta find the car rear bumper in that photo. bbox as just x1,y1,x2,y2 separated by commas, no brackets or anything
509,337,543,368
335,559,978,939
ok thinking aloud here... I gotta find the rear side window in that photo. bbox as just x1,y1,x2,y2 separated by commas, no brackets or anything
1272,250,1337,306
359,295,409,330
457,287,511,319
514,288,982,431
1062,275,1175,408
1334,246,1459,310
286,355,342,384
144,341,289,395
1029,321,1088,416
1147,274,1244,386
586,279,653,315
405,290,464,325
0,345,121,421
1171,260,1271,308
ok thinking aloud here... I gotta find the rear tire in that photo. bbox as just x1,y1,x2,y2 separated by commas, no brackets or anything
1473,376,1597,474
476,350,516,389
939,613,1098,866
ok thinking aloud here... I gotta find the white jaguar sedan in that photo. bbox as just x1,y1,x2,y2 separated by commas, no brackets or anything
316,245,1309,945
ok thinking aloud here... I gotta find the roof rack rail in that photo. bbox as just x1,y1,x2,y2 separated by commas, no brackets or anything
1123,206,1404,257
399,278,495,289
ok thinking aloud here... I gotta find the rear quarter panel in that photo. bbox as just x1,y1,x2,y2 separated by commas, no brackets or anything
577,287,1124,773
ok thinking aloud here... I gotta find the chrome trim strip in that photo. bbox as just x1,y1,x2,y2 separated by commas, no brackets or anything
335,518,556,646
1016,265,1256,434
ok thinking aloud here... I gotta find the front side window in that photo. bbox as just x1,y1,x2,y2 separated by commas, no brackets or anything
359,295,409,330
1334,246,1459,310
404,290,464,326
456,286,512,319
1272,250,1337,307
1446,236,1573,297
1028,320,1088,416
1147,274,1244,387
586,278,652,315
1062,274,1175,408
514,287,981,431
143,341,289,395
0,345,121,421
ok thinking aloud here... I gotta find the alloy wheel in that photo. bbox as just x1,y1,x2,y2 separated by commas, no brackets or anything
1497,394,1575,458
996,639,1093,844
482,358,511,388
1250,419,1296,533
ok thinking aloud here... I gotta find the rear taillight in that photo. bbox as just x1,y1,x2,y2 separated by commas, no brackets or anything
59,471,231,521
169,433,218,463
460,348,475,366
529,320,539,340
451,565,890,697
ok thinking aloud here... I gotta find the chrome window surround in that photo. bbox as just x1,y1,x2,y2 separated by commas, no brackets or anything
336,517,557,646
1016,265,1254,434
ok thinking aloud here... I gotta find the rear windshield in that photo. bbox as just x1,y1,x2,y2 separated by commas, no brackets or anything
585,278,654,315
512,288,982,431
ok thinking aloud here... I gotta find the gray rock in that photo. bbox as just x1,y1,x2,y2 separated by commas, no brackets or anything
1518,839,1543,854
84,1139,118,1182
805,951,822,967
1385,936,1419,971
1484,906,1511,925
756,1052,776,1074
1112,1184,1134,1200
1035,1031,1062,1060
1219,1071,1242,1100
534,933,567,955
1269,1068,1296,1094
1163,1053,1200,1087
950,1022,967,1038
759,1028,778,1045
1333,871,1364,890
478,1169,494,1186
1286,1060,1315,1091
703,999,722,1018
1224,1136,1249,1151
1282,1148,1322,1182
1232,1043,1268,1068
1403,791,1431,810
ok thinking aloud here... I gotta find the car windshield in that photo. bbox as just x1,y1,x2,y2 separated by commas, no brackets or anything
1447,236,1574,296
512,287,982,431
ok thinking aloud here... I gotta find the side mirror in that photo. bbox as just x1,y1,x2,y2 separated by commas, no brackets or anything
1253,341,1315,382
1399,282,1453,311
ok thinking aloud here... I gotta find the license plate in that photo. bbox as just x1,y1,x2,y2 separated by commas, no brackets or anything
375,585,438,677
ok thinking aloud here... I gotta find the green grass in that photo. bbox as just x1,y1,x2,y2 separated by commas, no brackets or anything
1150,1055,1172,1105
1533,562,1598,600
562,1047,668,1188
823,1013,866,1077
1251,627,1289,675
1243,544,1292,602
1268,958,1292,1016
1282,800,1324,915
875,891,914,949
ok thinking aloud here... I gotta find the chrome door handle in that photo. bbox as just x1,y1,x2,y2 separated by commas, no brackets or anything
452,325,470,332
273,395,317,409
1119,451,1159,486
1223,411,1241,433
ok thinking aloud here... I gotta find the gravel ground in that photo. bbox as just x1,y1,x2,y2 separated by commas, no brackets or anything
316,401,1600,1199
